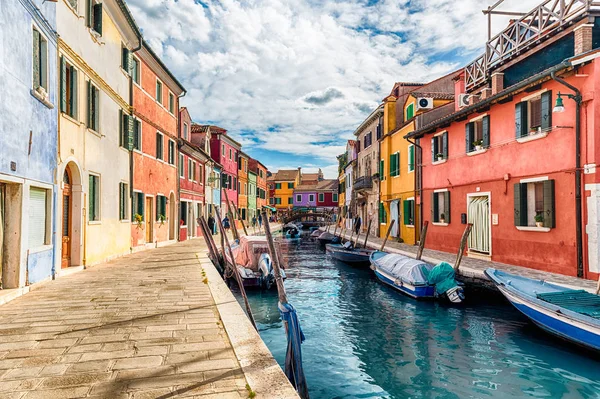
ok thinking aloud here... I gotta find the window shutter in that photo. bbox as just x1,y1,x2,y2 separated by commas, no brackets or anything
465,122,474,153
156,133,161,159
431,192,438,222
541,90,552,131
156,196,160,220
88,175,95,221
134,119,140,150
119,183,124,220
93,3,103,35
409,145,414,171
513,183,528,226
60,56,67,112
40,37,48,89
127,115,134,150
482,115,490,148
71,67,78,118
28,188,47,247
444,191,451,224
122,47,130,72
118,109,123,146
543,179,555,228
33,30,40,88
442,132,448,158
515,102,527,138
379,160,384,179
86,0,93,27
87,80,92,128
403,200,410,225
431,137,435,162
94,87,99,130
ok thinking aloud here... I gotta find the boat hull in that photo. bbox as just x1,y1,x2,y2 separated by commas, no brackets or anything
373,267,435,299
325,244,373,266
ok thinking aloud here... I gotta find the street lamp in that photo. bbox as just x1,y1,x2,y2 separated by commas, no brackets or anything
552,92,565,113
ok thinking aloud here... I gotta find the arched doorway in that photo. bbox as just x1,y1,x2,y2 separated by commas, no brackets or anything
169,193,175,240
61,162,83,267
61,169,72,268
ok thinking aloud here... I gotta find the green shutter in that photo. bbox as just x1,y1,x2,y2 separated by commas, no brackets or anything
409,145,414,171
119,183,124,220
513,183,527,226
89,176,95,221
465,122,474,153
541,91,552,131
442,132,448,158
122,47,130,71
444,191,451,224
94,87,99,131
118,109,123,146
515,102,528,138
40,37,47,89
87,80,92,128
156,196,160,220
127,115,134,150
60,56,67,112
33,30,40,88
70,67,78,118
543,179,555,228
93,3,103,35
380,160,384,179
431,192,438,222
482,115,490,148
133,119,140,150
403,200,410,225
406,103,414,120
86,0,92,27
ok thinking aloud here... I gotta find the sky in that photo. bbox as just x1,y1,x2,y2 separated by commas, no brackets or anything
127,0,540,178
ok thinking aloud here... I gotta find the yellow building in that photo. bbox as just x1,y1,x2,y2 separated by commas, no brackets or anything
268,169,301,211
379,76,457,244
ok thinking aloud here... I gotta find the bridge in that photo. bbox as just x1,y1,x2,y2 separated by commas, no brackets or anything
282,210,335,225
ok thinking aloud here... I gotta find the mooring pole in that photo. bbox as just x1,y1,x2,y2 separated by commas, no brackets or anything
454,223,473,271
379,220,395,252
262,211,288,304
596,275,600,295
222,188,240,241
416,221,429,261
201,216,223,270
199,217,218,265
233,202,249,236
215,207,257,330
362,219,373,249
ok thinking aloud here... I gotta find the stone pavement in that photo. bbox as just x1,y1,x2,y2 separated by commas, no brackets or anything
0,239,250,399
333,228,598,292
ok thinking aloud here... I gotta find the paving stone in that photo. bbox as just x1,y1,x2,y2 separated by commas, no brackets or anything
36,339,78,349
79,349,135,362
171,342,228,353
66,360,112,374
38,364,70,377
1,367,42,380
23,386,90,399
112,356,163,370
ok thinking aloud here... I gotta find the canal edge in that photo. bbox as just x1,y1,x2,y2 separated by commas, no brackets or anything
196,250,300,398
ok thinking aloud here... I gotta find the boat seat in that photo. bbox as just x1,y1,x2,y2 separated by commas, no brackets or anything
536,290,600,319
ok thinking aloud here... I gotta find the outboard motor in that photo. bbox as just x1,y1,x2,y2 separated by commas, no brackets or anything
342,241,353,250
258,253,275,290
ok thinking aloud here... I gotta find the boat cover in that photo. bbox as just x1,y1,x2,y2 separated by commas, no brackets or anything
537,290,600,319
427,262,459,295
234,236,280,272
373,254,433,286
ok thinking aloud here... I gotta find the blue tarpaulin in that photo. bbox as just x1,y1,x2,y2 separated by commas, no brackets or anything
279,302,310,399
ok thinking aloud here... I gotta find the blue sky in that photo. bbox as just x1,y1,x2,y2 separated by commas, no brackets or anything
127,0,539,178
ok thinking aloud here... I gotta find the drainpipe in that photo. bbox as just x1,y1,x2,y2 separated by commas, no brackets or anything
130,38,143,249
551,71,584,278
176,91,187,241
407,137,422,246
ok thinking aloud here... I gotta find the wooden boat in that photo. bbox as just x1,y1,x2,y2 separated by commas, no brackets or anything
369,251,465,303
285,226,301,239
325,243,374,266
316,231,337,244
225,236,285,289
485,268,600,351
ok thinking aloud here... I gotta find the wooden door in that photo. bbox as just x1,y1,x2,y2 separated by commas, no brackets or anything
61,170,72,268
145,197,153,243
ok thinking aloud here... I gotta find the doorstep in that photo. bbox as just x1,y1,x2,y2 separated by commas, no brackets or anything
0,287,30,306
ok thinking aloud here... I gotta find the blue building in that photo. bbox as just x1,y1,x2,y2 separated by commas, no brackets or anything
212,164,222,216
0,0,58,291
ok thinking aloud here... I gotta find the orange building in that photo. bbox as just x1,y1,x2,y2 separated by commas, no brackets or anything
131,41,185,250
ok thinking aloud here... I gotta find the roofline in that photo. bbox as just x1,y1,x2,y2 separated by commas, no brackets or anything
141,40,186,95
178,139,211,162
353,104,384,136
214,132,241,148
115,0,142,42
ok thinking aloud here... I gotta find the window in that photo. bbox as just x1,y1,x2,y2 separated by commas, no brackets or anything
192,162,197,181
389,152,399,177
132,192,144,221
333,193,338,202
86,1,103,36
131,57,140,84
168,140,175,165
288,183,294,189
364,132,372,149
466,116,490,152
119,110,133,150
32,28,49,96
515,91,552,138
379,159,385,180
431,132,448,162
308,194,315,203
88,174,100,221
276,198,282,205
244,183,247,195
133,119,141,151
180,201,188,226
318,193,324,202
179,154,184,178
379,202,387,224
296,194,302,203
269,198,274,205
514,180,555,228
233,177,237,191
60,57,78,119
155,80,163,103
406,103,414,120
87,81,100,132
121,45,130,72
408,144,415,172
169,92,175,114
403,199,415,226
228,175,232,189
119,182,128,221
244,161,248,173
188,159,193,180
241,208,246,220
288,197,293,205
376,122,382,140
238,181,241,193
222,144,225,156
156,195,167,221
183,123,189,140
198,164,203,183
28,187,49,248
229,149,232,160
156,132,164,160
214,173,220,189
431,191,450,223
275,183,282,189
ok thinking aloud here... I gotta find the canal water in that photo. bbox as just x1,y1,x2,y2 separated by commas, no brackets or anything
235,236,600,399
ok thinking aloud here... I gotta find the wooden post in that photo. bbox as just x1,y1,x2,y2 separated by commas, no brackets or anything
332,216,339,237
215,207,257,330
222,188,239,241
416,221,429,260
596,276,600,295
199,217,218,265
201,216,223,270
362,219,373,249
379,220,395,251
454,223,473,271
261,211,288,304
233,202,249,237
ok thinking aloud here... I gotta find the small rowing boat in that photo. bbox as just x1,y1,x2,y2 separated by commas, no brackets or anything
325,242,374,266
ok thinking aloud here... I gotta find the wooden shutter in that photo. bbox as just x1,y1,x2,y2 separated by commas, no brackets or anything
28,188,47,247
127,115,134,150
87,80,92,128
403,200,410,225
431,137,436,162
465,122,474,153
139,193,145,220
543,179,555,228
431,192,438,222
515,102,528,138
541,90,552,131
119,183,125,220
118,109,123,147
122,47,130,71
156,133,162,159
93,87,99,130
379,160,384,179
513,183,528,226
70,66,78,118
444,191,451,223
86,0,93,27
156,195,161,220
442,132,448,158
89,175,96,221
33,30,40,88
60,56,67,112
134,119,140,150
408,145,414,171
40,37,47,89
482,115,490,148
93,3,103,35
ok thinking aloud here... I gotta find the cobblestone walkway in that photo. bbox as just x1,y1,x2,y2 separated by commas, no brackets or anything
0,240,248,399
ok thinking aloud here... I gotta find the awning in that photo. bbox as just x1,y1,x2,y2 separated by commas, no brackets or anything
262,205,277,212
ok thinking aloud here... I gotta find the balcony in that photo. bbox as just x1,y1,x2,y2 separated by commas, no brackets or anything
354,175,373,192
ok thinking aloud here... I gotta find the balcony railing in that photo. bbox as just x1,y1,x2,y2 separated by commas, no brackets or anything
465,0,598,91
354,176,373,191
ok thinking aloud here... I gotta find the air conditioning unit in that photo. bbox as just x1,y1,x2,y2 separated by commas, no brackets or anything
458,94,471,108
416,97,434,111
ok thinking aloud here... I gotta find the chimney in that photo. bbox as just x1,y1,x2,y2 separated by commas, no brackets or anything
491,72,504,95
383,95,397,135
454,73,465,111
575,24,594,55
479,87,492,100
298,167,302,184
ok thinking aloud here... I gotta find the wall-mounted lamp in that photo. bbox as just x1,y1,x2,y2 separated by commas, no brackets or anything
553,92,565,113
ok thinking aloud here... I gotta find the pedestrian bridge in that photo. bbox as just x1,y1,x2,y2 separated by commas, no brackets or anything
283,210,334,225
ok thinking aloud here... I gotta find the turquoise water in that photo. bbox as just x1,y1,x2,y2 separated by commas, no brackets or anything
235,237,600,399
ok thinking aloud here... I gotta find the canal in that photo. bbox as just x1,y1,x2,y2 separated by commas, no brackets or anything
235,236,600,398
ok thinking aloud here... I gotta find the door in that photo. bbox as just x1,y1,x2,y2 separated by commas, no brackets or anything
145,197,153,243
169,193,175,240
390,200,399,238
188,204,194,238
61,170,72,268
468,195,491,255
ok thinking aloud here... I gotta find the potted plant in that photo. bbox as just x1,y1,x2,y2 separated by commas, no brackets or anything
440,213,446,224
158,214,166,226
134,213,143,229
435,153,444,161
535,213,544,228
473,139,483,151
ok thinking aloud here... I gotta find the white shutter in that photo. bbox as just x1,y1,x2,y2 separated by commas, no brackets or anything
29,188,48,248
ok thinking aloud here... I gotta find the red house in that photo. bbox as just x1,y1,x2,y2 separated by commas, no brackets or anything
315,179,339,211
209,127,241,209
405,16,600,279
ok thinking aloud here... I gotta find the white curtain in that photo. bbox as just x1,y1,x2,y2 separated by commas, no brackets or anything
390,200,399,237
468,197,490,253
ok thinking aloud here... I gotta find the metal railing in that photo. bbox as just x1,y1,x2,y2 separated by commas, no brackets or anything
354,176,373,191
